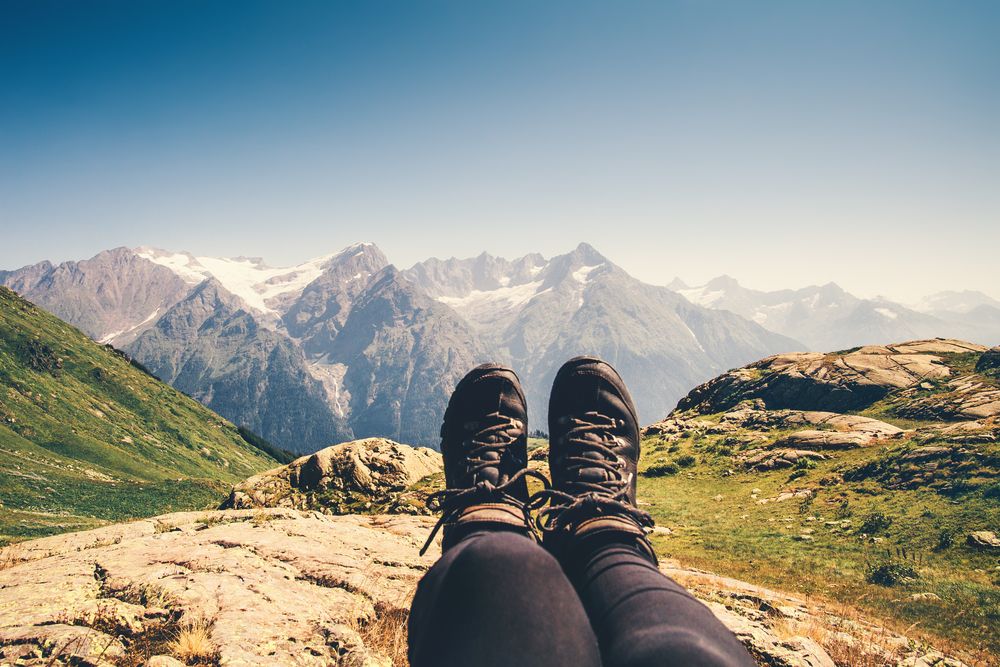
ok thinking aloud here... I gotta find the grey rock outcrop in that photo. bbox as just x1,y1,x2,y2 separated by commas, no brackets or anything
676,340,984,415
894,375,1000,421
741,448,829,471
0,510,437,666
773,430,872,450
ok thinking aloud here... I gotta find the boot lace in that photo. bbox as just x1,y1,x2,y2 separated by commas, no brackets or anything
528,411,653,536
420,412,549,555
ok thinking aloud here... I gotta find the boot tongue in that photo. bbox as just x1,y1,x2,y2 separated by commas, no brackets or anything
574,431,616,485
474,442,503,486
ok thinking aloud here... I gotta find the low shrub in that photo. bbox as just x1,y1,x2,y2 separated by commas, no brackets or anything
935,529,954,551
859,511,893,535
865,560,918,587
676,454,697,468
644,463,680,477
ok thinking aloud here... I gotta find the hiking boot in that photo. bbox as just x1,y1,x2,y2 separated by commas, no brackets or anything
533,356,655,561
421,363,547,555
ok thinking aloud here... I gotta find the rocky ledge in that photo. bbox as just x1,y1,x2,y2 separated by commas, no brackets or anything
0,509,971,667
676,339,990,416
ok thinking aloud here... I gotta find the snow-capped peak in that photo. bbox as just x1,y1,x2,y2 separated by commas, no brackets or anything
135,243,378,314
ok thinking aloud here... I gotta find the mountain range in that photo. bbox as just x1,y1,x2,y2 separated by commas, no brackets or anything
3,243,995,452
1,243,792,451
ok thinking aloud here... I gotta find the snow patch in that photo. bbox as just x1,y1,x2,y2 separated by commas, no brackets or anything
439,280,544,311
306,357,351,418
875,307,898,320
136,249,209,284
98,307,162,344
572,264,603,284
680,320,706,353
678,288,725,308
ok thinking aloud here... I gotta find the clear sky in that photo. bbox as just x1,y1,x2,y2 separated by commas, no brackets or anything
2,1,997,301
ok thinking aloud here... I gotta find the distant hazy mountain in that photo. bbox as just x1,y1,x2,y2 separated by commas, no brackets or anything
404,243,800,423
671,276,998,350
909,290,1000,345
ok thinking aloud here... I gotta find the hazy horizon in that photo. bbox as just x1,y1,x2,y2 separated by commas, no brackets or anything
3,1,997,301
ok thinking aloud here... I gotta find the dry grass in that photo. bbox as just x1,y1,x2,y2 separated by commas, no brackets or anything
772,615,905,667
171,618,218,665
342,562,414,667
355,601,410,667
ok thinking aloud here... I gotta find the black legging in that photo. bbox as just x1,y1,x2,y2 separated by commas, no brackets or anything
408,528,756,667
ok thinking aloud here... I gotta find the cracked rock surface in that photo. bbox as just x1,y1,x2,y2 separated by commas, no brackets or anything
0,510,438,666
0,509,974,666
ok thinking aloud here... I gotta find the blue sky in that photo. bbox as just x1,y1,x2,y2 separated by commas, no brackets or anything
2,1,997,300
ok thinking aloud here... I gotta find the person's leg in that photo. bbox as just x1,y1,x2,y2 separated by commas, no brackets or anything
409,363,601,667
565,537,755,667
408,530,602,667
540,357,755,667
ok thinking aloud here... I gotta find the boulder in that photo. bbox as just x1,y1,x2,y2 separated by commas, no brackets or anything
221,438,442,514
967,530,1000,550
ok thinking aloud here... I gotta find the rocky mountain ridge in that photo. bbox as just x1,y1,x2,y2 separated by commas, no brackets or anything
403,242,799,425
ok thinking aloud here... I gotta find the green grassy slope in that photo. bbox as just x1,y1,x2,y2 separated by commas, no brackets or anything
638,352,1000,659
0,286,280,544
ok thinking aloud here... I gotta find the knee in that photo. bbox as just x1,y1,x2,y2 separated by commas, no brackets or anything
449,531,560,580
